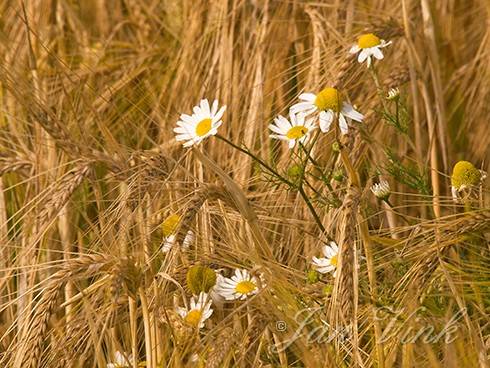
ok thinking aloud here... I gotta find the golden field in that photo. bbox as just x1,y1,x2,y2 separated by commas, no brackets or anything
0,1,489,367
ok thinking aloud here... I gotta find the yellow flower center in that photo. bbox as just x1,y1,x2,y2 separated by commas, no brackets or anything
451,161,482,189
235,280,257,294
184,309,203,327
286,126,308,140
330,254,338,267
314,87,342,112
358,33,381,49
162,214,180,237
195,118,212,137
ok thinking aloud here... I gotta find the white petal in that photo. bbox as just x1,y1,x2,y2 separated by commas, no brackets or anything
290,102,316,114
292,112,305,126
275,115,291,129
269,124,285,135
288,139,296,149
319,110,334,133
312,259,329,268
211,99,219,115
339,114,349,135
316,265,335,274
180,114,195,124
380,40,392,48
323,245,335,257
193,105,203,116
358,49,369,63
451,186,459,202
269,134,288,141
176,307,187,318
213,105,226,121
349,44,360,54
372,47,384,60
299,93,316,102
174,126,192,134
200,99,211,115
341,103,364,122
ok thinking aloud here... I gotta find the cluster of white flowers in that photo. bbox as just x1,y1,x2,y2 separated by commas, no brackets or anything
168,33,394,296
106,269,261,365
175,268,263,331
172,33,391,150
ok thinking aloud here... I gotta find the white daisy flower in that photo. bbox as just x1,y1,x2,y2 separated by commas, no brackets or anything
107,351,131,368
215,268,260,301
174,99,226,147
349,33,392,67
176,292,213,329
162,230,194,253
290,87,363,135
269,113,316,148
312,241,339,277
371,179,391,200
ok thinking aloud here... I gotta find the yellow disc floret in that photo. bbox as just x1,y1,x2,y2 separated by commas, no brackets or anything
314,87,342,112
235,280,257,294
286,126,308,140
162,214,180,237
358,33,381,49
451,161,482,189
195,118,212,137
330,254,338,267
184,309,203,327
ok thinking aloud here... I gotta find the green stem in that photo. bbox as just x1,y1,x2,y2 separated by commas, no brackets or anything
215,134,328,236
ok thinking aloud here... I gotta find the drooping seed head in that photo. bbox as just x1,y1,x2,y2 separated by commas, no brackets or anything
451,161,483,189
162,214,181,237
186,265,217,294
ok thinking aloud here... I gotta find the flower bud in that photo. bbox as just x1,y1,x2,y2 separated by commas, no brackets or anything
186,265,217,294
386,88,400,101
371,179,391,200
332,169,344,182
162,214,181,237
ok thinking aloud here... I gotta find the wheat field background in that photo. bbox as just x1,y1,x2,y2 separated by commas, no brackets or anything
0,0,489,367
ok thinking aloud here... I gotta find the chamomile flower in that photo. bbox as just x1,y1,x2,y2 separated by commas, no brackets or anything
176,292,213,329
349,33,392,67
161,230,194,253
311,241,339,277
290,87,363,135
450,161,487,202
371,179,391,200
107,351,131,368
215,268,261,301
161,214,194,253
174,99,226,147
269,113,316,148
